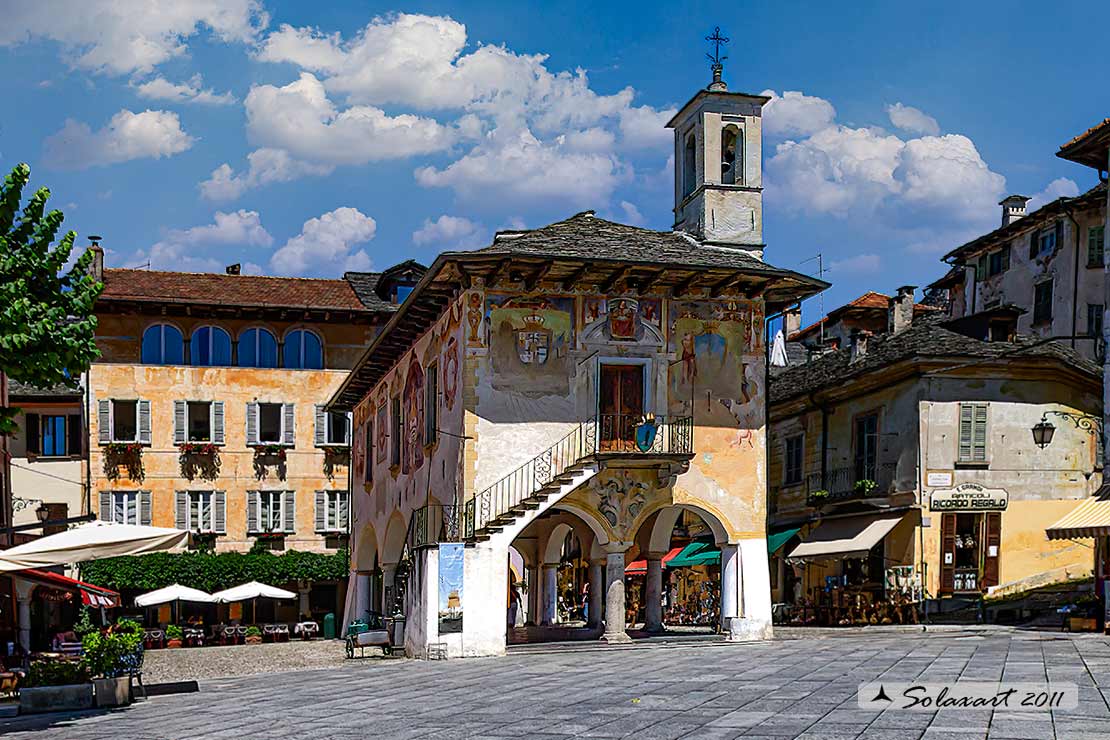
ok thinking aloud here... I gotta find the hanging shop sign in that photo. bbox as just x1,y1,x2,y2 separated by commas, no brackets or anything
929,483,1008,512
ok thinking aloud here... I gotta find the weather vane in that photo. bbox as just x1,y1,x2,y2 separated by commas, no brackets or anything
706,26,730,90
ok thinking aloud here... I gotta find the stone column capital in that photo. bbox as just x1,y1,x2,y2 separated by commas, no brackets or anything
603,541,633,554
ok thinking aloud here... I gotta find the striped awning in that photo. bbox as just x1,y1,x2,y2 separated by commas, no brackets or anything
1046,492,1110,540
14,569,121,608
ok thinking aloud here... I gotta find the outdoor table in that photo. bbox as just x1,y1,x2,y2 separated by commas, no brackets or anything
294,621,319,640
222,626,241,645
263,624,290,642
183,628,205,647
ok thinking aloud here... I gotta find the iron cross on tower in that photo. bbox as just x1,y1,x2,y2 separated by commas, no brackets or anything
706,26,730,91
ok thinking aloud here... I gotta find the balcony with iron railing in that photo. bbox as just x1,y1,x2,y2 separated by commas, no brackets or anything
805,460,899,507
407,415,694,550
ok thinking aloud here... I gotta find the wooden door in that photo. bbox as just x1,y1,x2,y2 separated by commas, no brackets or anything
939,513,956,595
599,364,644,450
982,512,1001,588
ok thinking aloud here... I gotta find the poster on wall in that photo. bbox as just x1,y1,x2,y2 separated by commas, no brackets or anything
438,542,464,634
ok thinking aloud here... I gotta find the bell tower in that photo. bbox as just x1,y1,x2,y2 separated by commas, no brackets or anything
666,28,768,253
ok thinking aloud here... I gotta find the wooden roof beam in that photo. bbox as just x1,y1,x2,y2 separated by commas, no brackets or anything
524,261,555,291
600,265,631,294
485,258,513,287
672,273,700,298
710,272,747,298
639,269,668,294
560,263,591,291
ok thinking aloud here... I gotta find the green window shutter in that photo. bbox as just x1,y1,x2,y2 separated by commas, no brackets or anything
1000,244,1010,272
1029,232,1039,259
958,404,974,462
972,403,988,462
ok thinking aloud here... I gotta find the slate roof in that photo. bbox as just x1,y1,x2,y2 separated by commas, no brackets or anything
790,291,939,342
99,268,374,312
473,212,783,274
343,272,395,312
769,315,1101,405
8,380,81,399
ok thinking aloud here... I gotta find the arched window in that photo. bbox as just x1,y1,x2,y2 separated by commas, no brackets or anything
190,326,232,366
238,327,278,368
682,132,697,199
141,324,184,365
721,125,741,185
284,329,323,370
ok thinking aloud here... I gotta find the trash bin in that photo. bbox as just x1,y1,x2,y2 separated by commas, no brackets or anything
389,614,405,649
323,612,336,640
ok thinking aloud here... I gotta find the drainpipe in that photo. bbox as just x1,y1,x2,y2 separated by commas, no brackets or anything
1063,204,1081,349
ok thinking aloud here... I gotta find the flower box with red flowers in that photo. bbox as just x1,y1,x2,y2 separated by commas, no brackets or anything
178,442,219,456
252,444,287,461
103,442,143,455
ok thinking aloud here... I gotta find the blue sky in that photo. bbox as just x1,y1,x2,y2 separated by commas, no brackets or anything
2,1,1106,325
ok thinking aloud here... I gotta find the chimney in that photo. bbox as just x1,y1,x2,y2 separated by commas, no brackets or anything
226,263,241,275
850,330,871,363
783,304,802,338
999,195,1031,227
887,285,917,334
87,235,104,282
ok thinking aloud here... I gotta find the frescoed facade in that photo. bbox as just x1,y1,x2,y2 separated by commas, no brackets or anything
333,75,826,658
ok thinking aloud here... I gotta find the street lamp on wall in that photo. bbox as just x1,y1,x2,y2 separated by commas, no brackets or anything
1032,416,1056,449
34,503,50,523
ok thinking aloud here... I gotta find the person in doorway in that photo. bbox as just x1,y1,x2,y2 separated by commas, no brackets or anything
507,583,520,629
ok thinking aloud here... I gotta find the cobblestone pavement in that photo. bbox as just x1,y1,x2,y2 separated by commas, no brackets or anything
3,630,1108,739
141,639,350,683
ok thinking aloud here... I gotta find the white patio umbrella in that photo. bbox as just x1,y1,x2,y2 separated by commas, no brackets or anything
212,581,296,624
770,328,789,367
0,521,188,571
136,583,217,625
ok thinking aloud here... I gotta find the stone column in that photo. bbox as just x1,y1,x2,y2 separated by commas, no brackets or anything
601,545,631,644
380,563,398,616
541,564,558,625
644,553,666,633
354,572,371,621
735,538,774,640
298,581,311,619
719,543,739,634
15,579,34,654
525,566,539,625
588,559,605,628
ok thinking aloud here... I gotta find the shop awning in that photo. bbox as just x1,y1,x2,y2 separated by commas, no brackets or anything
625,547,683,574
667,541,721,568
1046,492,1110,540
786,512,907,563
14,569,121,608
0,521,187,571
767,527,801,554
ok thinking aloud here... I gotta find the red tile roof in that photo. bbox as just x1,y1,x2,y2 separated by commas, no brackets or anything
789,292,939,342
99,268,372,312
1057,119,1110,169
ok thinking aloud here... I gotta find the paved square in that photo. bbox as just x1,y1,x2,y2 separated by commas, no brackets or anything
3,631,1108,739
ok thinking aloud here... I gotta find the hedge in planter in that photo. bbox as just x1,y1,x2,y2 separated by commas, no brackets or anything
79,548,349,593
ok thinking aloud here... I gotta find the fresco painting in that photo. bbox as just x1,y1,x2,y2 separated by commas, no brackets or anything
375,400,388,464
403,355,425,474
486,295,575,395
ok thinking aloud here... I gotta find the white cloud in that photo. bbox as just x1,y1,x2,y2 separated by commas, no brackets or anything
43,109,194,170
136,210,273,271
0,1,268,75
412,215,484,248
886,102,940,136
255,14,672,206
619,201,644,225
133,74,236,105
893,134,1005,221
200,148,334,201
245,73,454,166
761,90,837,137
270,207,376,275
1027,177,1081,213
415,127,626,207
830,253,881,274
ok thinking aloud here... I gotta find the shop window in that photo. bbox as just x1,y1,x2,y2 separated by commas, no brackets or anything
141,324,184,365
1033,280,1053,324
940,512,1001,594
284,329,323,370
239,328,279,368
957,402,988,463
190,326,232,366
784,434,804,485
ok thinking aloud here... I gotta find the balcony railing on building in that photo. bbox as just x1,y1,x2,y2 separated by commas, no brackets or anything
804,461,898,507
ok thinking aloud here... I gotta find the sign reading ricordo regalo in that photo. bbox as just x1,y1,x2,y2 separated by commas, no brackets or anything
929,483,1008,512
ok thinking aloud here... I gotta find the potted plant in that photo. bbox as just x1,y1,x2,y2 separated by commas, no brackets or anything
178,442,221,480
165,624,184,648
245,626,263,645
81,619,143,707
854,479,878,496
19,660,93,714
809,489,830,504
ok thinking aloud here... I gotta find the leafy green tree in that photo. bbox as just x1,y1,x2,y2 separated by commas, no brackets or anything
0,163,102,433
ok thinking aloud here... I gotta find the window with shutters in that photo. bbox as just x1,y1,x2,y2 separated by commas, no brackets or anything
181,491,224,533
1038,227,1057,256
111,400,138,442
316,490,349,532
987,246,1009,277
315,407,349,446
23,413,82,458
425,362,438,446
1033,280,1053,324
251,490,292,533
1088,304,1104,339
853,413,879,483
784,434,804,485
187,402,211,442
1087,225,1105,268
957,402,989,464
258,403,283,444
390,396,402,467
101,490,151,525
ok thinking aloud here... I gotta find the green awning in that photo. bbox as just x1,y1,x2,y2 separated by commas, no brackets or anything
767,527,801,555
667,541,720,567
